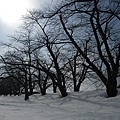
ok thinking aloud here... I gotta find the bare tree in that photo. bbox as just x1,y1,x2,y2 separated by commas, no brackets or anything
43,0,120,97
69,51,88,91
22,10,69,97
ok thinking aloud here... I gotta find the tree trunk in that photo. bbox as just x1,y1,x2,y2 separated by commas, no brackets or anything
41,79,47,95
25,85,29,100
53,82,57,93
59,85,68,97
41,89,46,95
106,86,118,97
106,78,118,97
24,70,29,100
46,43,67,97
29,74,33,95
74,82,81,92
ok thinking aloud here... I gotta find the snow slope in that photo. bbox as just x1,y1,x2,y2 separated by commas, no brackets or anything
0,89,120,120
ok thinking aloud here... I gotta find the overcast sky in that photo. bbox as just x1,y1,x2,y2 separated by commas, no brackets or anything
0,0,53,47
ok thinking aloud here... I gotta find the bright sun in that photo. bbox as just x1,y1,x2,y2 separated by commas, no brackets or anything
0,0,30,25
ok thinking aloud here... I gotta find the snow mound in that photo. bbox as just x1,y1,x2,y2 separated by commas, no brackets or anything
0,89,120,120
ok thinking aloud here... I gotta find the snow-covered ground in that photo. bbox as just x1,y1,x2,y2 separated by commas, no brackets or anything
0,89,120,120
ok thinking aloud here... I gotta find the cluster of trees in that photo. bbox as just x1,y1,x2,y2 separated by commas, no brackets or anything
0,0,120,100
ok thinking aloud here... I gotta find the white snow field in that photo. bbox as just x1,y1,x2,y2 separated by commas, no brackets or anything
0,89,120,120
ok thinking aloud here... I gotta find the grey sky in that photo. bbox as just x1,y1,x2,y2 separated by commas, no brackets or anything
0,0,52,47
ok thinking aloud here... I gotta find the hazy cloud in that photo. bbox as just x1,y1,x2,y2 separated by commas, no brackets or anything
0,0,52,47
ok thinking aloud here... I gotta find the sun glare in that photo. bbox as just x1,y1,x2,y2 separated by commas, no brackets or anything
0,0,30,25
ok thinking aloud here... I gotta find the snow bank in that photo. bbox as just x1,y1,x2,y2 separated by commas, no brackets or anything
0,89,120,120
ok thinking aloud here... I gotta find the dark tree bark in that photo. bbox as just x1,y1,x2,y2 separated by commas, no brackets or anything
24,69,29,100
46,42,67,97
59,0,120,97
